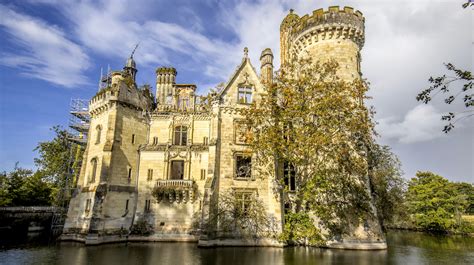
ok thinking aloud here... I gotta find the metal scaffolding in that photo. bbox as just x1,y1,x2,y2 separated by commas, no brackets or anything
68,99,89,146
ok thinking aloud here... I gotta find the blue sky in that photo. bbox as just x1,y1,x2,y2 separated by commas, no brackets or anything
0,0,472,182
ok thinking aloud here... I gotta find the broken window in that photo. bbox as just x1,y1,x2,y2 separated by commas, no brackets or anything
235,191,254,215
235,155,252,178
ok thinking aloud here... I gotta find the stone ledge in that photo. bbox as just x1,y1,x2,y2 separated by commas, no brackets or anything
197,238,284,248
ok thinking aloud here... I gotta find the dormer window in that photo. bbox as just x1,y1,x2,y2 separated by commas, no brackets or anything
238,86,252,104
173,126,188,146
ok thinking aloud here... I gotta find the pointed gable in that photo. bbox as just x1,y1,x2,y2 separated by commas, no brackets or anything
219,48,264,105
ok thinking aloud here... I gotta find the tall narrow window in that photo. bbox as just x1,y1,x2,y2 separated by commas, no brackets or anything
131,134,135,144
238,86,252,104
284,161,296,191
173,126,187,146
203,137,209,145
235,155,252,179
85,199,91,213
95,125,102,144
200,169,206,180
145,199,151,212
90,158,98,183
125,199,129,211
152,136,158,145
170,160,184,180
128,168,132,182
147,169,153,181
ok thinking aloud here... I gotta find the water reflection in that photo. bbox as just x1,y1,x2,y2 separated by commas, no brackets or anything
1,231,473,265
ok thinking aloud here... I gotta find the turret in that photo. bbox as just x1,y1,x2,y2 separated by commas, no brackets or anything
280,6,365,80
260,48,273,85
123,56,137,82
156,67,177,105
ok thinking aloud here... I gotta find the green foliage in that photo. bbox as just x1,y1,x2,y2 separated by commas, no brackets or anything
417,63,473,132
406,171,472,233
241,57,376,237
280,212,324,246
0,165,53,206
367,143,407,229
34,126,83,205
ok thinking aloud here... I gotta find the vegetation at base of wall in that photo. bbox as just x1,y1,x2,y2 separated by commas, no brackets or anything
130,219,154,236
404,171,473,234
203,192,279,240
279,212,324,246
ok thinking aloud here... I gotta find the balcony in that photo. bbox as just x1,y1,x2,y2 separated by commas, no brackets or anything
156,179,194,188
154,180,195,203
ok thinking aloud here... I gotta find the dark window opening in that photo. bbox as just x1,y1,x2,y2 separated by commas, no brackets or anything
125,199,129,211
173,126,187,146
128,168,132,182
131,134,135,144
236,155,252,178
203,137,208,145
152,137,158,145
147,169,153,181
170,160,184,180
145,199,151,212
85,199,91,212
200,169,206,180
284,161,296,191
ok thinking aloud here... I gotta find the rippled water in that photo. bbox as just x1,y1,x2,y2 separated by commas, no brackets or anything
1,231,473,265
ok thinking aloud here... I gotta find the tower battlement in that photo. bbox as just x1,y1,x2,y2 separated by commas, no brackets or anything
280,6,365,80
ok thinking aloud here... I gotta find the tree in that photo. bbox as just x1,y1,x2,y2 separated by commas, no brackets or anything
417,63,473,132
367,143,406,230
0,164,53,206
406,171,470,232
34,126,83,205
241,58,377,240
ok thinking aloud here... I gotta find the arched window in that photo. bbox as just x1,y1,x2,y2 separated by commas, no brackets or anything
90,158,98,183
173,126,187,146
283,161,296,191
95,125,102,144
238,86,252,104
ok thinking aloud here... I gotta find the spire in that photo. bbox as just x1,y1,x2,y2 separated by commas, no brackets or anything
124,44,139,81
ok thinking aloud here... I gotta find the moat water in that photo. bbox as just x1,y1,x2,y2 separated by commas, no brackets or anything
0,231,473,265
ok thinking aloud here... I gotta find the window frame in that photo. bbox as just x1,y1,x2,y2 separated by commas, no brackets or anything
95,125,102,144
237,86,253,104
173,126,188,146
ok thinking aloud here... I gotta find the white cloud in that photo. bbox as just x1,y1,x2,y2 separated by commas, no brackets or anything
377,104,445,144
0,4,90,87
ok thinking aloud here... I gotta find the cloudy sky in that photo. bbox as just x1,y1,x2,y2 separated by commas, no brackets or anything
0,0,472,182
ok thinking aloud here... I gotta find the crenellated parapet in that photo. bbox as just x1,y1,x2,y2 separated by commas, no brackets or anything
280,6,365,70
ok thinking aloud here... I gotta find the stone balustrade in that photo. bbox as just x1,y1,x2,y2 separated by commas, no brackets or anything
156,179,194,188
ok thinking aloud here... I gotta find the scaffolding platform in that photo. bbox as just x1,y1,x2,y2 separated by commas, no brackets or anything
68,99,90,146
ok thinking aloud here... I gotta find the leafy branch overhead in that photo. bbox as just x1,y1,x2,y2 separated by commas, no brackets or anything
417,63,473,133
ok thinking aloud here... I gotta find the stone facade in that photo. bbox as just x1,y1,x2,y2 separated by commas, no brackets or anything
62,6,386,249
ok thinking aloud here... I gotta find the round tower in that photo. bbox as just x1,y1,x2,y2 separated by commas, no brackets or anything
260,48,274,85
280,6,365,81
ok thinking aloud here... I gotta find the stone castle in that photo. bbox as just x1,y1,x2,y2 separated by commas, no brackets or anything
62,6,386,249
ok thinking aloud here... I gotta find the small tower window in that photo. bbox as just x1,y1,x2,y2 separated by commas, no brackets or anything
125,199,129,211
200,169,206,180
85,199,92,213
145,199,151,212
95,125,102,144
238,86,252,104
128,168,132,182
147,169,153,181
152,137,158,145
203,137,209,145
90,158,98,183
173,126,188,146
131,134,135,144
235,154,252,179
283,161,296,191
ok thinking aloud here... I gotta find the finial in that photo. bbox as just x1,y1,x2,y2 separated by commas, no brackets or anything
244,47,248,58
130,43,139,58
